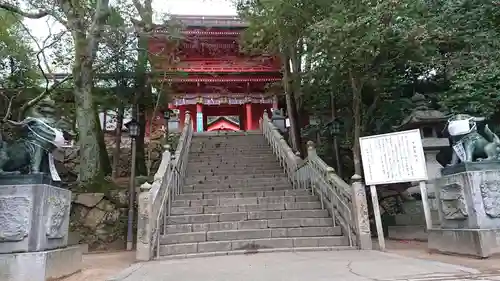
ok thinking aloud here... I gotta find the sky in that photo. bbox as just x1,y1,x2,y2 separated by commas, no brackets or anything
22,0,237,72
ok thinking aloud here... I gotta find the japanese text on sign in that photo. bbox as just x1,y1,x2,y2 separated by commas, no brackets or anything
359,129,428,185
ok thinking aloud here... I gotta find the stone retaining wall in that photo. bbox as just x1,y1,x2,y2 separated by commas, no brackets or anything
70,191,128,251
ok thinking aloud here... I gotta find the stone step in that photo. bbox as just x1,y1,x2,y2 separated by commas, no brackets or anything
187,159,279,164
191,139,267,143
175,190,312,201
190,150,273,154
187,157,278,162
189,153,274,157
187,169,284,176
185,176,289,185
189,148,273,153
189,152,275,156
166,218,335,234
170,202,322,215
186,174,287,182
161,226,342,245
186,164,281,169
182,185,293,193
173,194,318,206
190,143,270,148
159,236,348,256
167,209,330,224
184,180,290,187
189,153,275,157
187,166,283,172
191,142,269,148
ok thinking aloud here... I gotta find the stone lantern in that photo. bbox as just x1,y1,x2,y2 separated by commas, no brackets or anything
388,93,451,241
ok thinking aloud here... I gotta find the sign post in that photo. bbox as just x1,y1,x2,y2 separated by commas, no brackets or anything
360,129,428,251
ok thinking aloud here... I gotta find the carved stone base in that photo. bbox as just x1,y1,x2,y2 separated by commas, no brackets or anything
436,163,500,229
0,245,82,281
0,184,71,254
428,228,500,258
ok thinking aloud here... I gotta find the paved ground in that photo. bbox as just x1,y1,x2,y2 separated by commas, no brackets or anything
105,250,500,281
385,240,500,272
61,251,135,281
63,240,500,281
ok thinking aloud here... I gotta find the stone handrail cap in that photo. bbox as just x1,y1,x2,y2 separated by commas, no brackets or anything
326,167,335,173
140,182,152,191
351,174,362,181
307,141,315,149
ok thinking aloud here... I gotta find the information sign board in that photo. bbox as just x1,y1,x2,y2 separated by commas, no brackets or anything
360,129,428,186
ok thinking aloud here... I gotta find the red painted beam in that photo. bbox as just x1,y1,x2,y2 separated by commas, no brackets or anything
163,77,281,82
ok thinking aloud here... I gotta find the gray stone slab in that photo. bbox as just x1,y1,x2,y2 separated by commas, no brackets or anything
428,228,500,258
0,245,82,281
0,184,71,254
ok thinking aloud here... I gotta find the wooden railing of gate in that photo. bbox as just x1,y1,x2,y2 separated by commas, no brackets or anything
260,110,372,249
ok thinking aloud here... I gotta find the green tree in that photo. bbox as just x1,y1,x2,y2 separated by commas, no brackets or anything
426,0,500,117
0,0,111,185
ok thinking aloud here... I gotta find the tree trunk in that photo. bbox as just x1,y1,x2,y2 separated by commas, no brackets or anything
350,70,363,176
112,104,124,179
281,48,302,154
73,37,101,184
288,45,304,156
133,36,149,176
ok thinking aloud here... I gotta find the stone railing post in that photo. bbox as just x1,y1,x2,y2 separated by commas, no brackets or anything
351,174,372,250
307,141,317,158
153,147,172,183
136,182,153,261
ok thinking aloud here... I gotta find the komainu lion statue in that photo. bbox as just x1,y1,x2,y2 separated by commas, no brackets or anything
440,114,500,166
0,98,72,175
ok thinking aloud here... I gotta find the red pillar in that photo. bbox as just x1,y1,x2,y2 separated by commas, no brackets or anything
246,103,252,131
196,103,203,132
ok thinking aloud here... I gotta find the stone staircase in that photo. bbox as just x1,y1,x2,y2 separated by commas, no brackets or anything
158,132,350,257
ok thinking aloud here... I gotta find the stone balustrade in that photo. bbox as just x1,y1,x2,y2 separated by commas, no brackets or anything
260,110,371,249
136,113,193,261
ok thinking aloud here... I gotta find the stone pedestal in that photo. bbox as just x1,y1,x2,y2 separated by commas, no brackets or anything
0,181,82,280
428,162,500,257
0,183,71,254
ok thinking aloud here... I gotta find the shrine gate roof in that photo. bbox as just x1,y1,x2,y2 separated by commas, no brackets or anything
168,15,248,28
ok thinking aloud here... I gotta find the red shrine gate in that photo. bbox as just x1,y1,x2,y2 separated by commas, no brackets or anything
147,15,282,132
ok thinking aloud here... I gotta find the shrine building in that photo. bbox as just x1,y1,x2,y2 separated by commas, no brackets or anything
147,15,282,132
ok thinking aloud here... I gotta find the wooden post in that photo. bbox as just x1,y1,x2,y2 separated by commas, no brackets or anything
370,185,385,251
419,181,433,230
